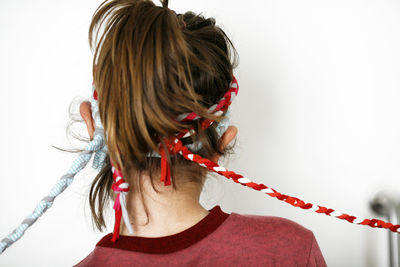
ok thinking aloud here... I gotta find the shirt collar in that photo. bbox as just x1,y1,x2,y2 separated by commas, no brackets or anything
96,205,230,254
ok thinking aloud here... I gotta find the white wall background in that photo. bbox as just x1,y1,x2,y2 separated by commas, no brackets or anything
0,0,399,266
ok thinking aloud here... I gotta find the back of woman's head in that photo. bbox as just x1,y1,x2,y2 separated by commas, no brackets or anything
87,0,238,230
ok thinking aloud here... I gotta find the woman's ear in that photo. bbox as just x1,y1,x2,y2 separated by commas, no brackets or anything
80,101,95,140
210,125,238,164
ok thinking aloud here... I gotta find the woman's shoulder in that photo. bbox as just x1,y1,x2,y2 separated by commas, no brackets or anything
222,212,315,252
228,211,313,238
215,211,327,266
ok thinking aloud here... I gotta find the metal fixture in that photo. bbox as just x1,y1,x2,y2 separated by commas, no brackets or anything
370,190,400,267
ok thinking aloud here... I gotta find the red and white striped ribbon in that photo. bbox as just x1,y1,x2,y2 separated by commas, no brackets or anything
158,75,239,186
110,161,134,242
175,75,238,122
163,135,400,234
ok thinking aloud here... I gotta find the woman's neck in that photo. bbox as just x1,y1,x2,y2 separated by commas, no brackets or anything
119,173,209,237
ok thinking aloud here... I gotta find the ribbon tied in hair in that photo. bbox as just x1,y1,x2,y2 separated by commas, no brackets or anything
159,136,183,186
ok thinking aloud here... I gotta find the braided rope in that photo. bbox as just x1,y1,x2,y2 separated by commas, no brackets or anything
158,136,400,234
175,76,238,123
0,82,106,255
0,132,104,254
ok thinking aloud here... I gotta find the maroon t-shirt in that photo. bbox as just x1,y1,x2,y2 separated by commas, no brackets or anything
74,205,327,266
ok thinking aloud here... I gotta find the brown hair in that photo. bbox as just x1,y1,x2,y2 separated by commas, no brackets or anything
86,0,238,231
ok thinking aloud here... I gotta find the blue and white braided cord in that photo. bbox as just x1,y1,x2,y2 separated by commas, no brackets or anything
0,83,231,254
0,92,106,254
89,83,108,171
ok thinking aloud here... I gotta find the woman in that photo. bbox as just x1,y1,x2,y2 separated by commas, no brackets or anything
74,0,327,266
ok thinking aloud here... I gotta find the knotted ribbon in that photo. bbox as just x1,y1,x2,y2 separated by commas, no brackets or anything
110,161,134,242
158,136,184,186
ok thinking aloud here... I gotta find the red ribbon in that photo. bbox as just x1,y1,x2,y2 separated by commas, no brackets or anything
158,137,183,186
110,159,130,242
111,193,122,242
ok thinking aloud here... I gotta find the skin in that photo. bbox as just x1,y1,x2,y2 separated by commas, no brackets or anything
80,101,237,237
